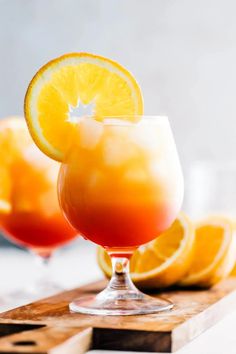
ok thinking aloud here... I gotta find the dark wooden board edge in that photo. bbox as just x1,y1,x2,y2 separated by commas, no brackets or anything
93,328,172,353
171,286,236,351
0,326,93,354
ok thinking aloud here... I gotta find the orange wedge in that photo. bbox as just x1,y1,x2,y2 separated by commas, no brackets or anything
180,216,236,287
24,52,143,162
98,213,195,288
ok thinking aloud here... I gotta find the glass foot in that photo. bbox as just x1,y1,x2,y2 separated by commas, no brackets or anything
2,281,64,310
69,288,173,315
26,280,63,298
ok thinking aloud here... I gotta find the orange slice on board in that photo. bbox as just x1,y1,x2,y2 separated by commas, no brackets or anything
98,213,195,289
180,216,236,287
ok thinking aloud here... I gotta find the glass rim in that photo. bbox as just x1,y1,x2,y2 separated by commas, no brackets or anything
72,115,169,126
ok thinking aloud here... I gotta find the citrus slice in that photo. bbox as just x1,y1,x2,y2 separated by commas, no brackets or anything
180,216,236,287
97,213,195,288
24,52,143,162
230,222,236,276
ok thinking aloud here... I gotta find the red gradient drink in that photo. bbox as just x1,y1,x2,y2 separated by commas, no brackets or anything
57,116,183,315
0,117,77,253
58,117,183,251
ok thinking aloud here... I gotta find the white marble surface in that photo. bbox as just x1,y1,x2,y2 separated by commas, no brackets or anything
0,239,236,354
0,240,101,306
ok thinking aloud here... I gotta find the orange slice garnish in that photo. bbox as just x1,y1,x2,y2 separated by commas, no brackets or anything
24,52,143,161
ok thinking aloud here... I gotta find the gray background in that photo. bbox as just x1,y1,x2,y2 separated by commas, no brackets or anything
1,0,236,168
1,0,236,230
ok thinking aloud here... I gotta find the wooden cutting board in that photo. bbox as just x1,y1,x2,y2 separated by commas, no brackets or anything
0,277,236,353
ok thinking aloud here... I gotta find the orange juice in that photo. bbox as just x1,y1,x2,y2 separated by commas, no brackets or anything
0,117,77,251
0,212,76,249
58,117,183,249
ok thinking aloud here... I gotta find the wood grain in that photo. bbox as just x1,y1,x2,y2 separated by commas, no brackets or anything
0,277,236,352
0,326,92,354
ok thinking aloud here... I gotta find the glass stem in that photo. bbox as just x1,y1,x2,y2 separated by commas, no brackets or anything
106,255,138,293
35,253,51,277
24,249,62,297
33,251,53,287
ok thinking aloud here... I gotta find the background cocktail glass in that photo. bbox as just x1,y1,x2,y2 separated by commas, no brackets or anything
58,115,184,315
0,117,78,302
185,161,236,220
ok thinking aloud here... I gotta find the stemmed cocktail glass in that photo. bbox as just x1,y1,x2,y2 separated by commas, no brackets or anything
22,51,184,315
0,117,78,305
58,115,184,315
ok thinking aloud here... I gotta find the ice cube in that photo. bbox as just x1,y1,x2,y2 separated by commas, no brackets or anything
39,189,58,217
103,135,137,167
79,118,103,149
130,118,172,156
45,163,59,184
23,144,50,168
150,160,169,182
131,124,160,153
